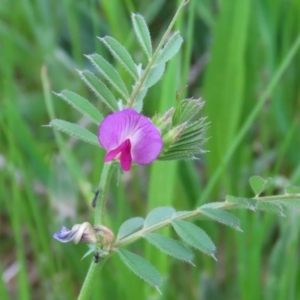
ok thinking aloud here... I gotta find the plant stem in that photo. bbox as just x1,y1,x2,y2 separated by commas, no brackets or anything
128,0,189,106
113,193,300,249
94,162,114,225
77,258,107,300
77,162,114,299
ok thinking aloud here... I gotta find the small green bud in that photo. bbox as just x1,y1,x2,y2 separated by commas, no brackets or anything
172,86,187,126
153,107,174,127
162,122,187,148
94,225,115,248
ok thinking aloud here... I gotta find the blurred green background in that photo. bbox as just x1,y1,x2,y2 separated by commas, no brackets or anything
1,0,300,299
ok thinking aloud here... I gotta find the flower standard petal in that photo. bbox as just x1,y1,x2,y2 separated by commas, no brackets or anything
98,109,140,152
98,108,163,170
130,119,163,164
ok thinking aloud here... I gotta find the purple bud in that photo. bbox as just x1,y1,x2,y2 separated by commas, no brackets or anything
53,226,76,243
53,223,115,247
53,223,97,244
98,109,163,171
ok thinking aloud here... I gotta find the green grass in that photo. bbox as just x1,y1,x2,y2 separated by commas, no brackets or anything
1,0,300,299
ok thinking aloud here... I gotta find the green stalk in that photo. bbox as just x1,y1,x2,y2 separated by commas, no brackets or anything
77,258,107,300
113,193,300,249
128,0,189,106
81,187,300,299
94,162,115,225
77,162,114,299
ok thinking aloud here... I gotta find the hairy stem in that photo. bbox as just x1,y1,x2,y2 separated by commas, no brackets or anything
77,162,114,300
128,0,189,106
94,162,114,225
113,193,300,249
77,258,107,300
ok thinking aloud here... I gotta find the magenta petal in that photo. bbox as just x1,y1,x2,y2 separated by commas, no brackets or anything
130,119,163,165
98,109,140,152
104,139,132,171
104,139,130,162
120,140,132,171
98,108,163,168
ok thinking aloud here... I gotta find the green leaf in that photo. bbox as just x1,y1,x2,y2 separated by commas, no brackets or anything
256,202,285,216
117,217,144,240
81,245,96,260
199,205,242,231
99,36,138,80
143,63,165,89
54,90,103,124
144,233,194,264
226,195,258,211
79,70,118,112
131,13,152,57
172,220,216,259
132,88,147,113
86,54,129,100
49,119,99,146
249,176,273,196
156,31,183,65
117,249,162,291
285,185,300,194
144,206,175,227
274,198,300,209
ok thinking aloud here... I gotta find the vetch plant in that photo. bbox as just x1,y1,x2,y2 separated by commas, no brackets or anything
47,1,300,299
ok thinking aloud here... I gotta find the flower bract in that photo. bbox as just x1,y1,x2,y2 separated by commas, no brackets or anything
98,109,163,171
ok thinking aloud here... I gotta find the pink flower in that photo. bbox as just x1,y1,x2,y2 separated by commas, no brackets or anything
98,109,163,171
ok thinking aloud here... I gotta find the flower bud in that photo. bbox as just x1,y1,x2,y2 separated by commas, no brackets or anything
162,122,187,148
153,107,174,128
53,222,114,246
